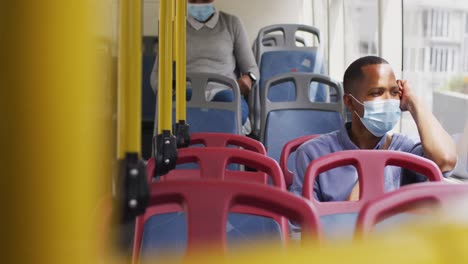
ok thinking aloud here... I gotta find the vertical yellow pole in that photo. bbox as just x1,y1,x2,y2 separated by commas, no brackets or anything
1,1,110,263
158,0,174,134
175,0,187,121
117,0,142,159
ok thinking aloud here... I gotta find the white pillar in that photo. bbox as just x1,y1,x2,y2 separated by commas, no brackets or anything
378,0,403,78
327,0,345,80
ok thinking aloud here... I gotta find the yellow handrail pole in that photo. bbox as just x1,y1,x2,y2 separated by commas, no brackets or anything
117,0,128,158
154,0,178,176
2,1,109,263
175,0,187,122
115,0,150,226
117,0,142,159
158,0,174,134
128,0,143,155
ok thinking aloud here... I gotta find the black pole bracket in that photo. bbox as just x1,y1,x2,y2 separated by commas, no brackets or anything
174,120,190,148
154,130,178,177
114,153,149,222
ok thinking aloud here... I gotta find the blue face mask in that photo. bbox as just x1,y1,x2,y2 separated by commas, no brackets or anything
349,94,402,137
187,3,215,22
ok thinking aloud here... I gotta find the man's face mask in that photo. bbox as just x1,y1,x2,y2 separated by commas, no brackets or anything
187,3,215,22
348,94,402,137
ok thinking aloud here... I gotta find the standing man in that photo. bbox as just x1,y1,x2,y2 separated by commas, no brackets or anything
151,0,259,134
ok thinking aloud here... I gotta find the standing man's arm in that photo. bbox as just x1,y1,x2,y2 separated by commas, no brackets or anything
398,80,457,173
150,54,159,94
231,15,259,96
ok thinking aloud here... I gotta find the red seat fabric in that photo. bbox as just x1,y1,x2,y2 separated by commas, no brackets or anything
355,182,468,238
280,134,320,187
302,150,443,216
132,179,322,263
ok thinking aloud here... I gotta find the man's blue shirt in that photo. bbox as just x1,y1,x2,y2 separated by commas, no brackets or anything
289,122,429,201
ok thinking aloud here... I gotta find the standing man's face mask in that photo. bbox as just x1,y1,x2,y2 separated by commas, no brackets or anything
187,3,215,22
348,94,402,137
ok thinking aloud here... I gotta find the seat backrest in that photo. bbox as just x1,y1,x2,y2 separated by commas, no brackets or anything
260,73,345,164
187,72,242,134
150,132,265,172
280,134,320,187
255,24,323,73
252,34,307,59
252,24,326,134
147,147,284,189
153,72,242,135
143,149,289,259
189,132,266,155
302,150,444,215
355,182,468,238
301,150,444,241
132,179,322,263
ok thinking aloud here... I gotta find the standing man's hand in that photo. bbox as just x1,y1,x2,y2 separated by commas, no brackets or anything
237,74,252,96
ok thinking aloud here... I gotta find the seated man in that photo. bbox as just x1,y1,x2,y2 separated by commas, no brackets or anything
289,56,457,202
151,0,259,134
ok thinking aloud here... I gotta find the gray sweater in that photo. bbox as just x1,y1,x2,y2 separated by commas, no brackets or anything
150,10,259,100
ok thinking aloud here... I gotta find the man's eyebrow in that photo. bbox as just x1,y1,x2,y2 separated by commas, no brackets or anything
368,86,386,90
369,85,398,90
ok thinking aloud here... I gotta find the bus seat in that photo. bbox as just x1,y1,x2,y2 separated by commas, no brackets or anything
188,132,266,155
133,180,321,263
149,132,265,171
355,182,468,239
153,72,242,136
147,147,285,189
280,134,321,188
143,148,287,258
251,24,327,135
302,150,444,241
260,73,345,166
252,33,307,59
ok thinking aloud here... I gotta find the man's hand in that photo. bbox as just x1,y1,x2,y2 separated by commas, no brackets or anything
346,182,360,201
396,79,418,112
237,74,252,96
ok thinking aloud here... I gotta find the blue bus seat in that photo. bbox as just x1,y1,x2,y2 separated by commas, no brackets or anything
251,24,327,135
153,72,242,136
260,73,345,164
140,212,282,260
252,33,307,60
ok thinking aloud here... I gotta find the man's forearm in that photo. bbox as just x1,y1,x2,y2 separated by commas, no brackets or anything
409,97,457,172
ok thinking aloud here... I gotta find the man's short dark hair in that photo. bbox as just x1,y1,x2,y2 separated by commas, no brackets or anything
343,56,389,94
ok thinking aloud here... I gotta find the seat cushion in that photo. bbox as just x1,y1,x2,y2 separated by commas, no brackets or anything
140,212,282,259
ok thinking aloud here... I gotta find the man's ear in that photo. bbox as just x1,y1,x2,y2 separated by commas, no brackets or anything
343,94,354,112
